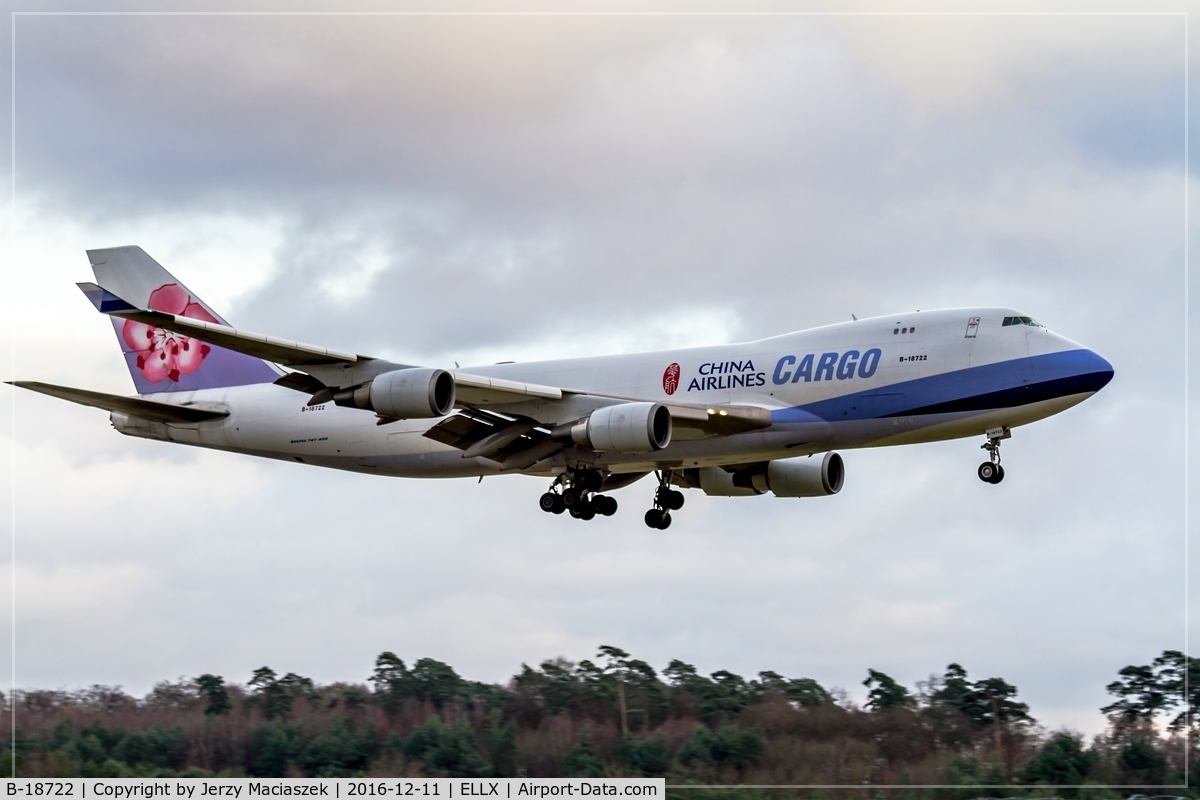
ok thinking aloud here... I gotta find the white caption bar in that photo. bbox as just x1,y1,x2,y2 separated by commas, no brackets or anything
4,780,664,799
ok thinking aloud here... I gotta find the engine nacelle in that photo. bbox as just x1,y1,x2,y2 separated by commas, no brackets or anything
333,368,456,419
695,453,844,497
568,402,672,453
767,453,844,497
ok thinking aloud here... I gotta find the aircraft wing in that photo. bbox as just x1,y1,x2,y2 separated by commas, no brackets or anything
8,381,229,423
77,282,774,438
79,282,566,406
78,282,362,366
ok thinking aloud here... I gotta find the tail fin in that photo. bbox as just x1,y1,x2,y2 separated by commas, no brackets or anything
86,246,281,394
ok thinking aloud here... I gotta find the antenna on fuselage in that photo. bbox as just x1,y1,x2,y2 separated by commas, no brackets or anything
851,314,857,321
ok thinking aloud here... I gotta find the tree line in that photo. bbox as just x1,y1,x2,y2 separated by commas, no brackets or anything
1,646,1194,793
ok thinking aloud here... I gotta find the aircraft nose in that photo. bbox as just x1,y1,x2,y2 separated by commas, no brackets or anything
1080,348,1115,392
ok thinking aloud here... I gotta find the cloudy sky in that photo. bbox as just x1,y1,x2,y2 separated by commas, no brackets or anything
0,1,1193,738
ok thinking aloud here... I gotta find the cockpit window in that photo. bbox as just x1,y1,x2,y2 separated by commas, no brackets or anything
1002,316,1041,327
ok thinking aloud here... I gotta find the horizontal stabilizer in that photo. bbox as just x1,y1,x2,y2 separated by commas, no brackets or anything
77,282,139,314
8,381,229,423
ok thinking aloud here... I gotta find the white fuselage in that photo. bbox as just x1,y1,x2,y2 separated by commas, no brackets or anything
113,308,1113,480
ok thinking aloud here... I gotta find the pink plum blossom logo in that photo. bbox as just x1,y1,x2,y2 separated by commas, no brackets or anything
121,283,217,384
662,363,681,395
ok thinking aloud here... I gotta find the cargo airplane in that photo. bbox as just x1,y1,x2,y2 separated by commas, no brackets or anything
10,247,1114,528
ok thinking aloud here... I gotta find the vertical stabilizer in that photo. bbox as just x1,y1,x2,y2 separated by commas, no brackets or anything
87,246,281,394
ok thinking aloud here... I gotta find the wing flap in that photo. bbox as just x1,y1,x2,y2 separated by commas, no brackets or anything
8,381,229,423
274,371,326,394
423,410,497,449
423,409,563,467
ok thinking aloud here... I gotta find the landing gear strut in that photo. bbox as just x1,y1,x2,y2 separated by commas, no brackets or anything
539,468,617,520
645,471,684,529
978,426,1009,484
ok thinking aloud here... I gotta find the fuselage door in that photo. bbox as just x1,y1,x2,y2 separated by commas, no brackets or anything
965,317,980,338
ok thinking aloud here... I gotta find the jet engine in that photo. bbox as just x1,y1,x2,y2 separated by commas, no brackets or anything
563,402,673,453
333,368,456,419
695,453,844,498
766,453,844,497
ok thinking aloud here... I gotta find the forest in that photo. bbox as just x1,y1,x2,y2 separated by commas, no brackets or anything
2,646,1195,795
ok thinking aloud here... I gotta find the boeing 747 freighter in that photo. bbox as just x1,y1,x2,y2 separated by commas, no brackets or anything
11,247,1114,528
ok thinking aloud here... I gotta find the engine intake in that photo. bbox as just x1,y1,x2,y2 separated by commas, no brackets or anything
333,368,455,419
694,453,844,497
564,402,672,453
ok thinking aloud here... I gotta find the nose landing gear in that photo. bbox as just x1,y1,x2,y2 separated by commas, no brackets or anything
644,471,685,529
978,426,1009,484
977,462,1004,483
539,468,617,521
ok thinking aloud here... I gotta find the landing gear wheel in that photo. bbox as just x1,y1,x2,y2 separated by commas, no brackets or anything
539,492,560,513
562,487,583,507
658,489,685,511
992,465,1005,484
978,462,998,483
593,495,617,516
647,471,684,528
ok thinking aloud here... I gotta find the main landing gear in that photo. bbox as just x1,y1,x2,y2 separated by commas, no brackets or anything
537,468,688,528
977,426,1010,484
644,471,685,530
539,469,618,521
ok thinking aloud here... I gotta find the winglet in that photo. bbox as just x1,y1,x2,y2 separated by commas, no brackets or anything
77,282,139,314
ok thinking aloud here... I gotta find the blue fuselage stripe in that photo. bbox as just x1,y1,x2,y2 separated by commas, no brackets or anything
771,349,1114,424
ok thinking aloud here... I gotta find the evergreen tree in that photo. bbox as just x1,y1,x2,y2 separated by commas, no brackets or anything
754,671,831,707
370,652,412,714
864,669,912,710
195,675,230,717
1118,739,1167,784
1022,733,1096,786
409,658,463,709
563,728,604,778
247,668,315,721
1103,649,1200,732
617,734,668,777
